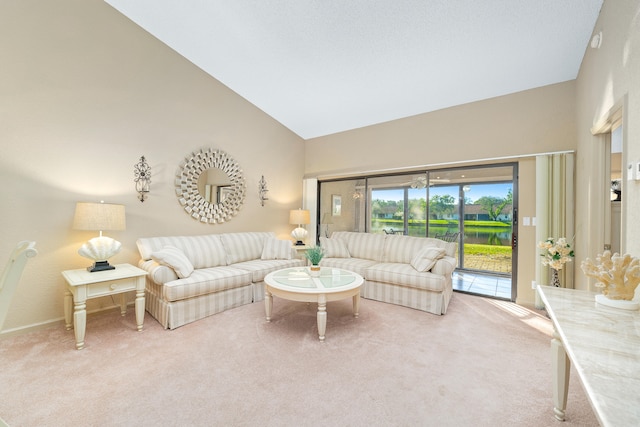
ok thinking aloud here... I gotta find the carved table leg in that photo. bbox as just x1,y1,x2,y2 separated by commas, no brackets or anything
119,293,127,316
551,329,570,421
317,294,327,341
264,288,273,322
64,289,73,331
352,293,360,318
73,299,87,350
135,289,145,331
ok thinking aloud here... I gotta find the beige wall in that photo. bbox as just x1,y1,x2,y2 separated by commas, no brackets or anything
305,82,577,178
305,82,577,306
575,0,640,288
305,0,640,304
0,0,304,332
4,0,638,332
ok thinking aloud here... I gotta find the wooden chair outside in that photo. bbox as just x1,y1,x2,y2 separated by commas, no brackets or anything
434,231,460,243
383,228,404,235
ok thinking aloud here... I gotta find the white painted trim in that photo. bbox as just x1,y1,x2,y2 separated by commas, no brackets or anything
0,304,132,338
307,150,576,181
303,178,318,245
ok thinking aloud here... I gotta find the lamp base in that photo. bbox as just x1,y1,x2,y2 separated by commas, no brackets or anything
87,261,116,272
291,227,308,245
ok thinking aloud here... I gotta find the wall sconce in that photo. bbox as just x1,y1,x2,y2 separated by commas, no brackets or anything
590,31,602,49
73,201,126,272
259,175,269,206
289,208,310,246
134,156,151,202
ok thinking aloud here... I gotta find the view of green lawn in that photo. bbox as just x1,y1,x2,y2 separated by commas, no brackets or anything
371,219,512,273
369,188,514,274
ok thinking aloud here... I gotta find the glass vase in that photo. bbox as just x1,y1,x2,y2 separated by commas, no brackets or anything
551,268,561,287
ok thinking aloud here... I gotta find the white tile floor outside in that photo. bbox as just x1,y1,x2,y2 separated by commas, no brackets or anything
452,270,512,300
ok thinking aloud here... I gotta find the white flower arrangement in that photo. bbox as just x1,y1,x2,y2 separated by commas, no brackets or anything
538,237,574,270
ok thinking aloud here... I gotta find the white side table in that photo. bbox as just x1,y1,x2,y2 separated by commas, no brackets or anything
62,263,147,350
293,245,309,262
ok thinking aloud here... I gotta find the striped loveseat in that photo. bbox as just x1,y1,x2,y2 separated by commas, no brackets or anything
136,232,304,329
319,232,457,315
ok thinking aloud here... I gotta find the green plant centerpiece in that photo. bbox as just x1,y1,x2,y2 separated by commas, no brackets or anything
305,246,324,276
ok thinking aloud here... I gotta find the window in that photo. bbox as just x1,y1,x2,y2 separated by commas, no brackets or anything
318,163,517,279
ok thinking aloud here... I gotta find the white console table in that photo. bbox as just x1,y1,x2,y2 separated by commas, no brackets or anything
536,285,640,426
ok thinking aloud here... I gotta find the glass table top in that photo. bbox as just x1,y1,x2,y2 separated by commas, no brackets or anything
269,267,358,290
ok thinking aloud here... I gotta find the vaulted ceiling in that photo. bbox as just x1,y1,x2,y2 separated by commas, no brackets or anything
105,0,604,139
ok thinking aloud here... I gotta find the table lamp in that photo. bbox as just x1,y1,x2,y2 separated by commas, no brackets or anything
289,208,310,246
73,202,126,272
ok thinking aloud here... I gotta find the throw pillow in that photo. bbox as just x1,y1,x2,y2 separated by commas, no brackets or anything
151,245,194,278
261,238,292,260
320,237,350,258
410,246,446,272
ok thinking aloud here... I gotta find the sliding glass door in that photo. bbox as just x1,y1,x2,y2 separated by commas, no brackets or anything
317,163,517,300
367,175,427,235
427,165,515,277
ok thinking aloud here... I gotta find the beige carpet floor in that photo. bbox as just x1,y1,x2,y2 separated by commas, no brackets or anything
0,293,598,426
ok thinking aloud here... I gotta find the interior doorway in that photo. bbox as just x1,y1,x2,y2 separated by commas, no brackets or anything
588,100,626,271
608,123,622,253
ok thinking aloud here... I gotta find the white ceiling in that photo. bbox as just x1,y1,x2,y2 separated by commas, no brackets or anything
104,0,603,140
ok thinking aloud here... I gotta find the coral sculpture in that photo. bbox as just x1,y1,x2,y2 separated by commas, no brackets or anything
581,251,640,300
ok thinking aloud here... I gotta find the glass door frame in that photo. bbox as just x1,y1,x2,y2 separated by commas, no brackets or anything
317,162,518,301
425,163,518,301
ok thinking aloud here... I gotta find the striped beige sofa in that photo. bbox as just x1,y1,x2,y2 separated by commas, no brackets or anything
136,232,304,329
319,231,457,315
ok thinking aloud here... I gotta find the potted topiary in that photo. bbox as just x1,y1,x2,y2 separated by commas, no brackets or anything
305,246,324,277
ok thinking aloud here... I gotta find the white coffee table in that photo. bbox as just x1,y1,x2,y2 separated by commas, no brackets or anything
264,267,364,341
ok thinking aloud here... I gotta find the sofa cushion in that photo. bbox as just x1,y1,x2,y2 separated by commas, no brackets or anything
365,263,446,292
151,246,195,278
320,236,350,258
261,238,292,260
232,258,304,282
410,247,446,272
320,257,378,278
139,259,179,284
137,234,227,269
160,266,253,302
381,235,452,263
432,256,458,276
221,232,275,264
331,231,386,261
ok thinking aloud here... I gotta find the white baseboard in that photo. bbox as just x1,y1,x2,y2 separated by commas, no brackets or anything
0,303,135,338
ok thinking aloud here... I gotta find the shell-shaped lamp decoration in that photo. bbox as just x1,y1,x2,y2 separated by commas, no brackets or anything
581,250,640,310
78,236,122,261
73,201,125,272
